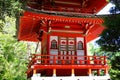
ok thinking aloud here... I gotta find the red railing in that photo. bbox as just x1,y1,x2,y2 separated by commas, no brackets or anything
28,54,107,68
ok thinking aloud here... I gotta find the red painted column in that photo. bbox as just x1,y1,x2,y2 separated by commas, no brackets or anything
47,35,50,55
47,35,50,64
97,69,100,76
58,36,60,60
84,36,87,64
84,36,87,56
74,37,77,61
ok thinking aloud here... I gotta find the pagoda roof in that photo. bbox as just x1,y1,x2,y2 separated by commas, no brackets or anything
25,0,108,14
17,11,105,42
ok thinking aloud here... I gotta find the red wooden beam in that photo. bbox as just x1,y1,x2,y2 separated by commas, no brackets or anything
32,64,109,69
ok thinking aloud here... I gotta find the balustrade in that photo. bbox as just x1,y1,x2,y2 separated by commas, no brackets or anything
28,54,107,68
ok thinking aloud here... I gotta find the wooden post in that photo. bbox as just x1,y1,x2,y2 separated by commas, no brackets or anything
71,56,74,64
97,69,100,76
105,68,109,76
33,69,36,74
71,69,75,77
33,69,37,76
53,69,56,77
88,69,92,76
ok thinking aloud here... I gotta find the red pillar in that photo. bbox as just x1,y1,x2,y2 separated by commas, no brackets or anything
84,36,87,56
97,69,100,76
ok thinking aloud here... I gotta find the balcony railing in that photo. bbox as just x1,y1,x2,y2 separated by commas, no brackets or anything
28,54,107,68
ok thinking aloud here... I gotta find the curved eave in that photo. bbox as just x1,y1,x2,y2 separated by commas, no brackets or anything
25,0,108,15
17,11,104,42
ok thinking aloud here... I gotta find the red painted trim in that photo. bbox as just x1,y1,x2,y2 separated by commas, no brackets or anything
50,32,83,37
26,0,108,14
18,14,104,42
84,36,87,56
47,34,50,55
58,36,60,57
77,41,84,50
66,37,69,56
33,64,109,69
74,38,77,56
50,39,58,49
23,12,104,24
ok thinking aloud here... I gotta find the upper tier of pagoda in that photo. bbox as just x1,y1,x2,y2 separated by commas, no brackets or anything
17,0,108,42
18,11,105,42
26,0,108,14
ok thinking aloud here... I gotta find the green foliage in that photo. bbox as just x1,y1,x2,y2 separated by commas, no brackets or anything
96,14,120,80
97,14,120,52
0,0,23,19
0,0,26,33
88,42,101,55
89,42,120,80
109,55,120,80
0,20,4,32
0,17,27,80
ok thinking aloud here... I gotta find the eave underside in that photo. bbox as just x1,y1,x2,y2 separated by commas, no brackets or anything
26,0,108,14
17,11,105,42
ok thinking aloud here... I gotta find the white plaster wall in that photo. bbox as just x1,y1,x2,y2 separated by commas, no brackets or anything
50,36,58,46
76,37,84,55
31,75,110,80
76,37,84,64
77,50,84,59
76,37,84,48
50,36,58,63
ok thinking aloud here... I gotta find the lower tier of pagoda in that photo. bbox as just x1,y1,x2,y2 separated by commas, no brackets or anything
27,54,110,79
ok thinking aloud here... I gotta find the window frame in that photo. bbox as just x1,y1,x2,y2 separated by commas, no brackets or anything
50,39,58,49
77,41,83,50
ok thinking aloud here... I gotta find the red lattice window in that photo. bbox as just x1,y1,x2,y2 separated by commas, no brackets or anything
78,41,83,50
51,39,57,49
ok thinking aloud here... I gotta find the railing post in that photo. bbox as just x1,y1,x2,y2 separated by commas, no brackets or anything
99,56,102,65
79,60,82,65
104,56,107,65
45,59,47,64
62,59,65,64
87,56,90,64
94,56,97,65
71,56,74,64
53,55,56,65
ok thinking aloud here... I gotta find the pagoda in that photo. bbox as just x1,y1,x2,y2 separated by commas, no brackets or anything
17,0,110,80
